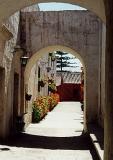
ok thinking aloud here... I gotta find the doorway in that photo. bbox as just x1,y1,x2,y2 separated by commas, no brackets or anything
13,73,19,131
0,67,5,138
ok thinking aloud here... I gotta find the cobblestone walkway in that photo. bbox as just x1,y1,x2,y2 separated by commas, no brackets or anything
0,102,99,160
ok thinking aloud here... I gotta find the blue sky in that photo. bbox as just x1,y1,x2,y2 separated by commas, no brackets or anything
38,2,86,11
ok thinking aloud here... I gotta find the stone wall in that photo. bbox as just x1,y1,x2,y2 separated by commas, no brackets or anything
24,64,37,127
99,24,106,128
20,10,102,125
24,53,57,127
0,4,40,138
21,4,39,12
0,11,20,137
0,8,104,138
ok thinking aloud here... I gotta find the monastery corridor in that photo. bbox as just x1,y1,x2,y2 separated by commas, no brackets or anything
0,102,99,160
1,0,113,159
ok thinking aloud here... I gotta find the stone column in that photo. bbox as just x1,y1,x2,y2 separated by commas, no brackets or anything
104,1,113,160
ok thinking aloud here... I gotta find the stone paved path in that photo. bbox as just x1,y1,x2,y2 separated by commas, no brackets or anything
0,102,99,160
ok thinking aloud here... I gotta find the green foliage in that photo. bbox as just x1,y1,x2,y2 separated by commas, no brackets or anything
48,79,57,93
32,106,41,122
32,94,60,123
56,51,76,71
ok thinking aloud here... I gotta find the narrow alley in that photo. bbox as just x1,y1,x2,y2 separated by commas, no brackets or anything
0,102,99,160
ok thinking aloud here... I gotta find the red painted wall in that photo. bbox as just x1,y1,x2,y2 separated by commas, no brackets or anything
57,83,83,102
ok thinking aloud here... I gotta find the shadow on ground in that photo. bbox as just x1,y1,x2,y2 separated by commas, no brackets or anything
88,123,104,150
1,132,99,160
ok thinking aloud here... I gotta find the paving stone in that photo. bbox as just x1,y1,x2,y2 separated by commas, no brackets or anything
0,102,98,160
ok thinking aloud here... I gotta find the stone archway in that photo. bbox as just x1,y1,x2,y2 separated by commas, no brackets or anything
1,1,103,140
24,45,98,132
24,46,85,84
20,10,101,128
0,0,105,24
2,1,113,160
3,1,113,160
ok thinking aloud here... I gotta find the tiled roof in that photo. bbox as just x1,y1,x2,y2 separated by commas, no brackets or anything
56,72,81,85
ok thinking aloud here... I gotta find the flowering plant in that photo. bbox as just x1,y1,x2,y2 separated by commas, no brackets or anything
32,93,60,123
48,79,57,93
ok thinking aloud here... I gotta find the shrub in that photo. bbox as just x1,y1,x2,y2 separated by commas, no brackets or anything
32,93,60,123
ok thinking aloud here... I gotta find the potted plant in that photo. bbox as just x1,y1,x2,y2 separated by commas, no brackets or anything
25,93,32,101
51,56,56,61
48,81,57,93
38,80,45,87
46,67,51,72
49,52,53,57
48,79,54,83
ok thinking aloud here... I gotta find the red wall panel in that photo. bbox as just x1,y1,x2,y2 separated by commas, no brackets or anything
57,83,83,101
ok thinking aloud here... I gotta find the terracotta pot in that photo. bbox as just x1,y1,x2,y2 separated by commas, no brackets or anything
46,67,51,72
25,93,32,101
39,80,45,87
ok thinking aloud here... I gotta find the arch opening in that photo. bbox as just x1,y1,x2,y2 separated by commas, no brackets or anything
24,45,86,132
0,1,106,157
25,45,86,85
